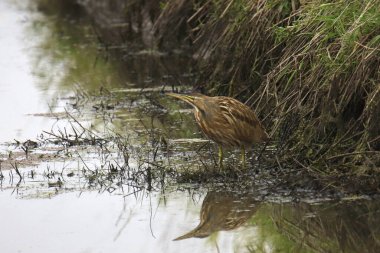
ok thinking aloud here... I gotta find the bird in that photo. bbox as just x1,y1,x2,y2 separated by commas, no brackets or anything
166,93,269,168
173,191,260,240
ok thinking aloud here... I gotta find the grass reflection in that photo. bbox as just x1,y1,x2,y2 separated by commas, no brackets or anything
250,199,380,253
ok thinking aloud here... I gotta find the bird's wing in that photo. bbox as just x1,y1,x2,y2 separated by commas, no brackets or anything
217,96,269,143
216,97,261,128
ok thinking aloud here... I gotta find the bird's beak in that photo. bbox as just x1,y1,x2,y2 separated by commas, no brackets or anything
166,93,195,106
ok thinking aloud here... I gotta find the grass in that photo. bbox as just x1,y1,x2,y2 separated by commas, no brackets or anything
250,0,380,192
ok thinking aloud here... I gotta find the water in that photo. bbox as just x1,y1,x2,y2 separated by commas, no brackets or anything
0,0,56,142
0,1,379,252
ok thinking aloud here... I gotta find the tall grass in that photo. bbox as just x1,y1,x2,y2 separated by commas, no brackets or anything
253,0,380,191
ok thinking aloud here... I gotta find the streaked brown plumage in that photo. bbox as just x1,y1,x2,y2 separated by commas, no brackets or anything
166,93,269,167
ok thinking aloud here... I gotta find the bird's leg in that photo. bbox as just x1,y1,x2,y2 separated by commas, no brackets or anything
218,145,224,169
241,146,246,169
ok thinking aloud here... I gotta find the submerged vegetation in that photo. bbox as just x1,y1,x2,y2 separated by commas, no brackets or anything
32,0,380,193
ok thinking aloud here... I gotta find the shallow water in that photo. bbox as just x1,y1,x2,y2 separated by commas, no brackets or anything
0,1,379,253
0,0,58,142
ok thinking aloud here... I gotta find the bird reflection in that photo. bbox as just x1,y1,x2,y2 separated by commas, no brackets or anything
174,191,260,240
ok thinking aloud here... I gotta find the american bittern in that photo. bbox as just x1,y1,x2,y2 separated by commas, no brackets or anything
167,93,269,167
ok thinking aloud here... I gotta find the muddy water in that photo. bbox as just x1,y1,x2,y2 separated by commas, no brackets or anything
0,1,379,253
